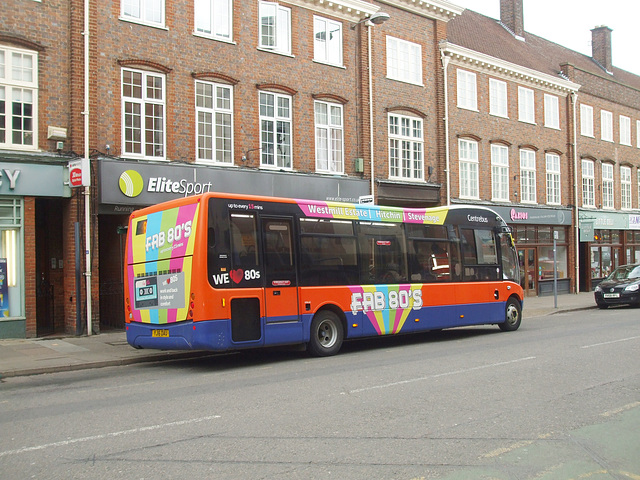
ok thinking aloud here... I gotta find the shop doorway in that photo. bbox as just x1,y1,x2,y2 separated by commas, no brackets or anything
518,248,537,296
35,198,65,336
98,214,128,330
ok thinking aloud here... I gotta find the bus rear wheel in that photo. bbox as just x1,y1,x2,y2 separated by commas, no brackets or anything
499,297,522,331
307,311,344,357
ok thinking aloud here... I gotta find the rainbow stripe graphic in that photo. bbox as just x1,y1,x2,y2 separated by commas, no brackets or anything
127,202,200,324
349,284,423,335
297,201,448,225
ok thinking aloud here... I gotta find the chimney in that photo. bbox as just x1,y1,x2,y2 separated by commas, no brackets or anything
591,26,613,72
500,0,524,38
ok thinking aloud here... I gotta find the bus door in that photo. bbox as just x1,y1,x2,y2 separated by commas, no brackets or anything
262,217,299,324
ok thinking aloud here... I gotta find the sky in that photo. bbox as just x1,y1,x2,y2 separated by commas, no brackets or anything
450,0,639,76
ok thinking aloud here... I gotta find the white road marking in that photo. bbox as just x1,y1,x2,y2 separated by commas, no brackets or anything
341,356,536,395
581,335,640,349
0,414,221,457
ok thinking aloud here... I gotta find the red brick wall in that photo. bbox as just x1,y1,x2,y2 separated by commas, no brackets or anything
92,1,364,172
447,64,569,205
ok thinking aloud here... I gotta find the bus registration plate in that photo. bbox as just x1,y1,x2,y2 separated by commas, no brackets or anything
152,329,169,337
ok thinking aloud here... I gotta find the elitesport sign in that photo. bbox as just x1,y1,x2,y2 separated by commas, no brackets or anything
119,169,213,198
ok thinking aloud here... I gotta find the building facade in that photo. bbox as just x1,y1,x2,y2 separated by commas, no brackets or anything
2,0,639,337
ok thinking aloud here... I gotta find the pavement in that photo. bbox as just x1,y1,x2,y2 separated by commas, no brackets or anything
0,292,597,379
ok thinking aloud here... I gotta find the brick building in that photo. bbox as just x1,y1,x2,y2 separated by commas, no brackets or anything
442,0,640,296
1,0,639,337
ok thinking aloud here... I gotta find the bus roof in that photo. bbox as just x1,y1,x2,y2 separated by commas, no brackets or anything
129,192,508,227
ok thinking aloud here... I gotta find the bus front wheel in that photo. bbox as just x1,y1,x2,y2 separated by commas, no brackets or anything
308,311,344,357
499,298,522,332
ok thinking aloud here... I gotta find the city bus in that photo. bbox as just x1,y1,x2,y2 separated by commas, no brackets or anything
124,193,523,356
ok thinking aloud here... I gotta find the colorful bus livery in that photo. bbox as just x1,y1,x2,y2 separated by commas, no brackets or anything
124,193,524,356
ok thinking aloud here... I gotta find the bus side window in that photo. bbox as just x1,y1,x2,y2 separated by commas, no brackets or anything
230,213,259,270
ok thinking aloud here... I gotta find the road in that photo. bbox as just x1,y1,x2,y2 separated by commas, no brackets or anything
1,307,639,479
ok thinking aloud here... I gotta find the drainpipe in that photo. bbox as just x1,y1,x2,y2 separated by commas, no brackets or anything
367,23,375,200
571,91,579,293
441,51,451,205
83,0,92,334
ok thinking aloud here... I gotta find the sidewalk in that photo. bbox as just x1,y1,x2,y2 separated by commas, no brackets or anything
0,292,596,379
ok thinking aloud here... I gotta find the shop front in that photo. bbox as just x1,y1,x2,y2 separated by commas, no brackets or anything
0,158,71,338
96,158,370,330
491,206,573,297
578,210,640,291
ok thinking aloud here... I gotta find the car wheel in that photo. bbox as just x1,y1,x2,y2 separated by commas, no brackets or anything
597,303,609,309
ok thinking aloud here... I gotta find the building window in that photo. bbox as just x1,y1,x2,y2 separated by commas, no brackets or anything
602,163,614,209
121,0,164,27
315,101,343,174
194,0,232,40
601,110,613,142
388,113,423,181
491,144,509,201
544,94,559,129
121,68,165,159
386,36,422,85
459,139,478,199
580,104,594,137
518,86,535,124
489,78,508,118
0,198,23,319
0,47,38,150
582,159,595,207
545,153,561,205
195,80,233,165
259,91,291,169
621,166,632,210
620,115,631,145
637,120,640,148
314,16,342,66
520,149,536,203
259,1,291,55
456,69,477,110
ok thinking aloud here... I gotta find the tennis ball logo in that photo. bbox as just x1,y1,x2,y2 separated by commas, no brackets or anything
119,170,144,197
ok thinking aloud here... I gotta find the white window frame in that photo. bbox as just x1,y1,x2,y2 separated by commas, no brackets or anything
545,153,561,205
621,165,632,210
456,69,477,111
195,80,233,165
519,149,536,203
314,16,343,67
386,36,422,86
194,0,232,41
0,46,38,150
489,78,508,118
620,115,631,146
259,91,292,169
637,120,640,148
491,144,509,201
314,100,344,174
388,113,424,181
121,68,166,160
121,0,165,28
601,110,613,142
459,139,479,199
518,86,535,124
258,1,291,55
582,159,595,208
544,94,559,129
580,104,594,137
602,163,614,209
